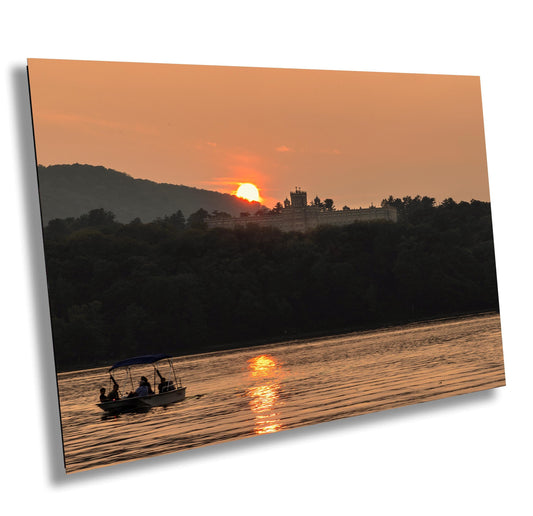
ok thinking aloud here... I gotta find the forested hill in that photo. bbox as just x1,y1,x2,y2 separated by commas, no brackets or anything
36,163,260,224
42,196,499,372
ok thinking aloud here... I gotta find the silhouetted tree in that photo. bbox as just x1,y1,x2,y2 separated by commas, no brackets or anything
45,218,71,240
271,202,283,214
42,199,499,371
313,196,323,209
163,210,186,230
75,208,117,229
186,208,209,229
255,207,271,217
324,198,335,211
441,198,457,209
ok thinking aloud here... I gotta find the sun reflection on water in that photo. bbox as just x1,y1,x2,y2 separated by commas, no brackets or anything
246,354,283,435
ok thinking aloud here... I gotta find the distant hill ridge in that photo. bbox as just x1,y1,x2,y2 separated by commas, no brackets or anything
36,163,261,224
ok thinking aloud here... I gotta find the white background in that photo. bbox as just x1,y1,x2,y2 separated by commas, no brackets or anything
2,1,531,514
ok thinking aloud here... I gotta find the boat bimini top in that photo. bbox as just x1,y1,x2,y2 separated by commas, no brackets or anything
109,354,170,371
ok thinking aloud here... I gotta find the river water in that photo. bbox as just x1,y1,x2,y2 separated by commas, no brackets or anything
57,313,505,474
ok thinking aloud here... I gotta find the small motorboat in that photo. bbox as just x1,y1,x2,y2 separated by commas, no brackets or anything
97,354,186,414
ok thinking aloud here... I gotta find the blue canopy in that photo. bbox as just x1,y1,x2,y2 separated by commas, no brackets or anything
109,354,170,371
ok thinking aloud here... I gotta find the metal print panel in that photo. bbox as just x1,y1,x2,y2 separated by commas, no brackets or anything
27,59,505,473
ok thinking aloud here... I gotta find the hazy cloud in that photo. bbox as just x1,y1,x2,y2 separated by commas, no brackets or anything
38,110,159,136
275,145,293,152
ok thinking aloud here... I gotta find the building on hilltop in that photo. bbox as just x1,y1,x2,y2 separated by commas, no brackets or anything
289,186,307,208
207,188,398,232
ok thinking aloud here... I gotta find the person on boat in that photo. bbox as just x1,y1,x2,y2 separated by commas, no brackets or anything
99,387,108,402
128,379,150,397
157,376,175,393
140,376,154,395
155,368,175,393
107,382,120,401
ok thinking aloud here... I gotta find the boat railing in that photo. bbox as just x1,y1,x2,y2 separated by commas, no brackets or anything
152,358,184,392
106,357,184,399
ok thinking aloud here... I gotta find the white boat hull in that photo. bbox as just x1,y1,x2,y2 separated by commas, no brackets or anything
137,387,186,408
97,386,186,413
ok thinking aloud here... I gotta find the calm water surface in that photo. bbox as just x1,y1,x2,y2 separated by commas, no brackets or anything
57,313,505,473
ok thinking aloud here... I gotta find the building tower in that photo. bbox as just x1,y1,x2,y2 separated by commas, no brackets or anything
290,187,307,208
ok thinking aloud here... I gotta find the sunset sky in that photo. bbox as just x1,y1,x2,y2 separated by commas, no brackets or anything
28,59,490,209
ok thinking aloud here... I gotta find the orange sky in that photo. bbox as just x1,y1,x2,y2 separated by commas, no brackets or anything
28,59,490,209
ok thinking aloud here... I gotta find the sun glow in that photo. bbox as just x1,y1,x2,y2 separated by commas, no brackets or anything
246,354,283,435
248,354,277,377
235,183,261,202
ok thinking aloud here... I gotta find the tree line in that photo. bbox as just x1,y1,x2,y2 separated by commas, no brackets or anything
42,195,499,371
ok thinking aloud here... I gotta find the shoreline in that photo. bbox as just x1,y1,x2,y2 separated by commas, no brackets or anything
177,309,500,359
56,309,500,374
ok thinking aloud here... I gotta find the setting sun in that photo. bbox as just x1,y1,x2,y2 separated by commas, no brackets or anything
235,183,261,203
